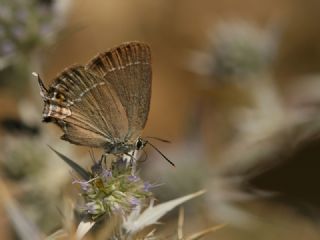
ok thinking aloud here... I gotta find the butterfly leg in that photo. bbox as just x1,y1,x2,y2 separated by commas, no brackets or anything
122,151,138,174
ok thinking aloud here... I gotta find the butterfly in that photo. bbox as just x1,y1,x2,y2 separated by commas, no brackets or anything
36,42,152,156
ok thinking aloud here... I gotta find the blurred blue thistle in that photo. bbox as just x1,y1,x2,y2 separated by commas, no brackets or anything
189,20,279,82
0,0,68,60
0,0,72,94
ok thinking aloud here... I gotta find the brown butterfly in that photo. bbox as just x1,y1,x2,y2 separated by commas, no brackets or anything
36,42,152,155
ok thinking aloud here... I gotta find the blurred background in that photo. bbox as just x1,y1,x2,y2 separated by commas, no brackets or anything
1,0,320,239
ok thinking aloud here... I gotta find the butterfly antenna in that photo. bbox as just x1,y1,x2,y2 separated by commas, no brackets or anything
147,141,175,167
146,136,171,143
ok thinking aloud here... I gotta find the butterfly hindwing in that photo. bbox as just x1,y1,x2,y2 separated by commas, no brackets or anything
40,65,128,148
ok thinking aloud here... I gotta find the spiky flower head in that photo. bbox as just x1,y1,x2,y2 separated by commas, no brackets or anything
73,158,153,221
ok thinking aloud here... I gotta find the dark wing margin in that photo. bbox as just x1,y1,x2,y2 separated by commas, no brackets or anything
86,42,152,142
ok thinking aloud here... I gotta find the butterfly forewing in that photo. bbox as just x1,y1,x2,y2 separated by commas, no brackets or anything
86,42,152,142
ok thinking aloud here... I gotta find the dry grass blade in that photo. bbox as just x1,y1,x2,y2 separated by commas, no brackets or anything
0,180,44,240
94,215,121,240
45,229,68,240
177,207,184,240
186,224,227,240
76,220,95,240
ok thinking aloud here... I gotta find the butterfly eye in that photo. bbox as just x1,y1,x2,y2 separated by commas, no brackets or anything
136,139,143,150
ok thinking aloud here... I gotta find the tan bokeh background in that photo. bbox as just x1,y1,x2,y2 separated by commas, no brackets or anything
2,0,320,239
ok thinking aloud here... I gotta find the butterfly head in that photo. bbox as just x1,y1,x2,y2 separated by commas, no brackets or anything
136,137,147,150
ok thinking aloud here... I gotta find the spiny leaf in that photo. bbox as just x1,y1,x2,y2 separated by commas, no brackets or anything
48,146,91,181
124,190,206,234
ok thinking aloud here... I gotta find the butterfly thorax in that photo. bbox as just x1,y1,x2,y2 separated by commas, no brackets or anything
104,138,146,154
104,142,135,154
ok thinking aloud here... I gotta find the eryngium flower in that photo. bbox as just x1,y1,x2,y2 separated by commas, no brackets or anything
74,159,152,220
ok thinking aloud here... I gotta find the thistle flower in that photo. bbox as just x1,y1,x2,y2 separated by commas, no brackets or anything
51,148,153,221
78,161,152,220
48,149,220,239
